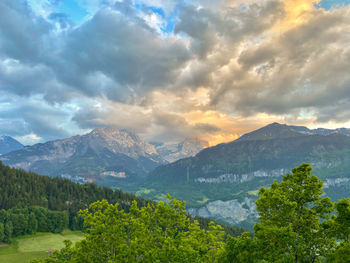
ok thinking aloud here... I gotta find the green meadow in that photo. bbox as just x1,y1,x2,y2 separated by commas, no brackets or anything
0,231,84,263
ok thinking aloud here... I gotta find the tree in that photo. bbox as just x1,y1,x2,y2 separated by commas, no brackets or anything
327,198,350,263
33,196,225,263
328,242,350,263
254,163,335,262
0,222,4,242
332,198,350,242
28,212,38,234
220,232,262,263
4,221,13,243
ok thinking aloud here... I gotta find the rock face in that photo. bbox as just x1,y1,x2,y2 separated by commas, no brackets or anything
188,198,257,225
323,178,350,188
0,136,23,155
86,128,160,160
194,168,288,184
155,139,207,163
0,128,165,180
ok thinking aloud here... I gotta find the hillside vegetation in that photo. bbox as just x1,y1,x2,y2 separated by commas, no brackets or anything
32,163,350,263
0,162,243,243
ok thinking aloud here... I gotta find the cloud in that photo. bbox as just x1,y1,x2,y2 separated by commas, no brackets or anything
0,93,82,141
48,12,73,29
55,7,190,101
1,0,350,145
209,4,350,118
0,0,52,62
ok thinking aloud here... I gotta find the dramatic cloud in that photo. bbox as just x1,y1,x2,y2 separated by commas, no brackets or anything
1,0,350,145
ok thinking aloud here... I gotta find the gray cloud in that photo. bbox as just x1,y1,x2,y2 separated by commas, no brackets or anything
205,4,350,121
194,123,221,133
56,8,190,101
0,0,52,62
0,93,74,140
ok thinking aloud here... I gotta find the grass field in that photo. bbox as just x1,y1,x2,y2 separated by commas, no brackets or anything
0,231,84,263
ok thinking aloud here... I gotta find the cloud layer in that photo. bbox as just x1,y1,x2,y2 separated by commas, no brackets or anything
1,0,350,145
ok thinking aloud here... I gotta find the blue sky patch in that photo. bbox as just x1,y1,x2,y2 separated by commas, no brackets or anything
56,0,87,24
317,0,350,10
134,3,179,33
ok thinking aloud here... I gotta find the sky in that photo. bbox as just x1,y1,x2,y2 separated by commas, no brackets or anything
1,0,350,146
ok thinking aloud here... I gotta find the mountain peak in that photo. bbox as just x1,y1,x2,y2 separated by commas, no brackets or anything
265,122,288,128
0,128,164,179
237,122,302,142
0,136,24,155
155,138,206,163
86,127,158,157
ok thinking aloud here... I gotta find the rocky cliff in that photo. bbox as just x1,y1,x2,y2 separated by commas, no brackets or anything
155,138,207,163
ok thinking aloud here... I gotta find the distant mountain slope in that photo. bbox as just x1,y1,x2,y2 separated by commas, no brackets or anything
236,122,304,141
0,136,23,155
288,125,350,136
150,123,350,183
154,138,208,163
0,128,166,182
140,123,350,228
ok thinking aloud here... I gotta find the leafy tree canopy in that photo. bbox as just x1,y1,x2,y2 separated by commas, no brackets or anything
254,163,335,262
33,196,225,263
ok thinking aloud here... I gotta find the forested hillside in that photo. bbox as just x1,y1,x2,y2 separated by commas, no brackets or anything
0,161,150,243
0,162,243,243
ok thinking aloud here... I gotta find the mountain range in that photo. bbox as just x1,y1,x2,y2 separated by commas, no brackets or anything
0,128,204,185
0,136,23,155
0,128,165,183
139,123,350,228
2,123,350,228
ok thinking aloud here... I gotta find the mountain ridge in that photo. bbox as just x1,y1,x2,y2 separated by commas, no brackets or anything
0,136,24,155
154,138,207,163
0,127,165,182
138,122,350,227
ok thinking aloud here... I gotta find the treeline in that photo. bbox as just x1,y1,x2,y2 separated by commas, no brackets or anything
0,161,150,232
33,163,350,263
0,161,244,241
0,207,68,242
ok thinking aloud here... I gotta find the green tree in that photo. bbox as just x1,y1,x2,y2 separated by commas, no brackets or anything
254,163,335,262
328,242,350,263
33,196,225,263
220,232,262,263
327,199,350,263
332,198,350,242
4,221,13,243
28,212,38,234
0,222,4,242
